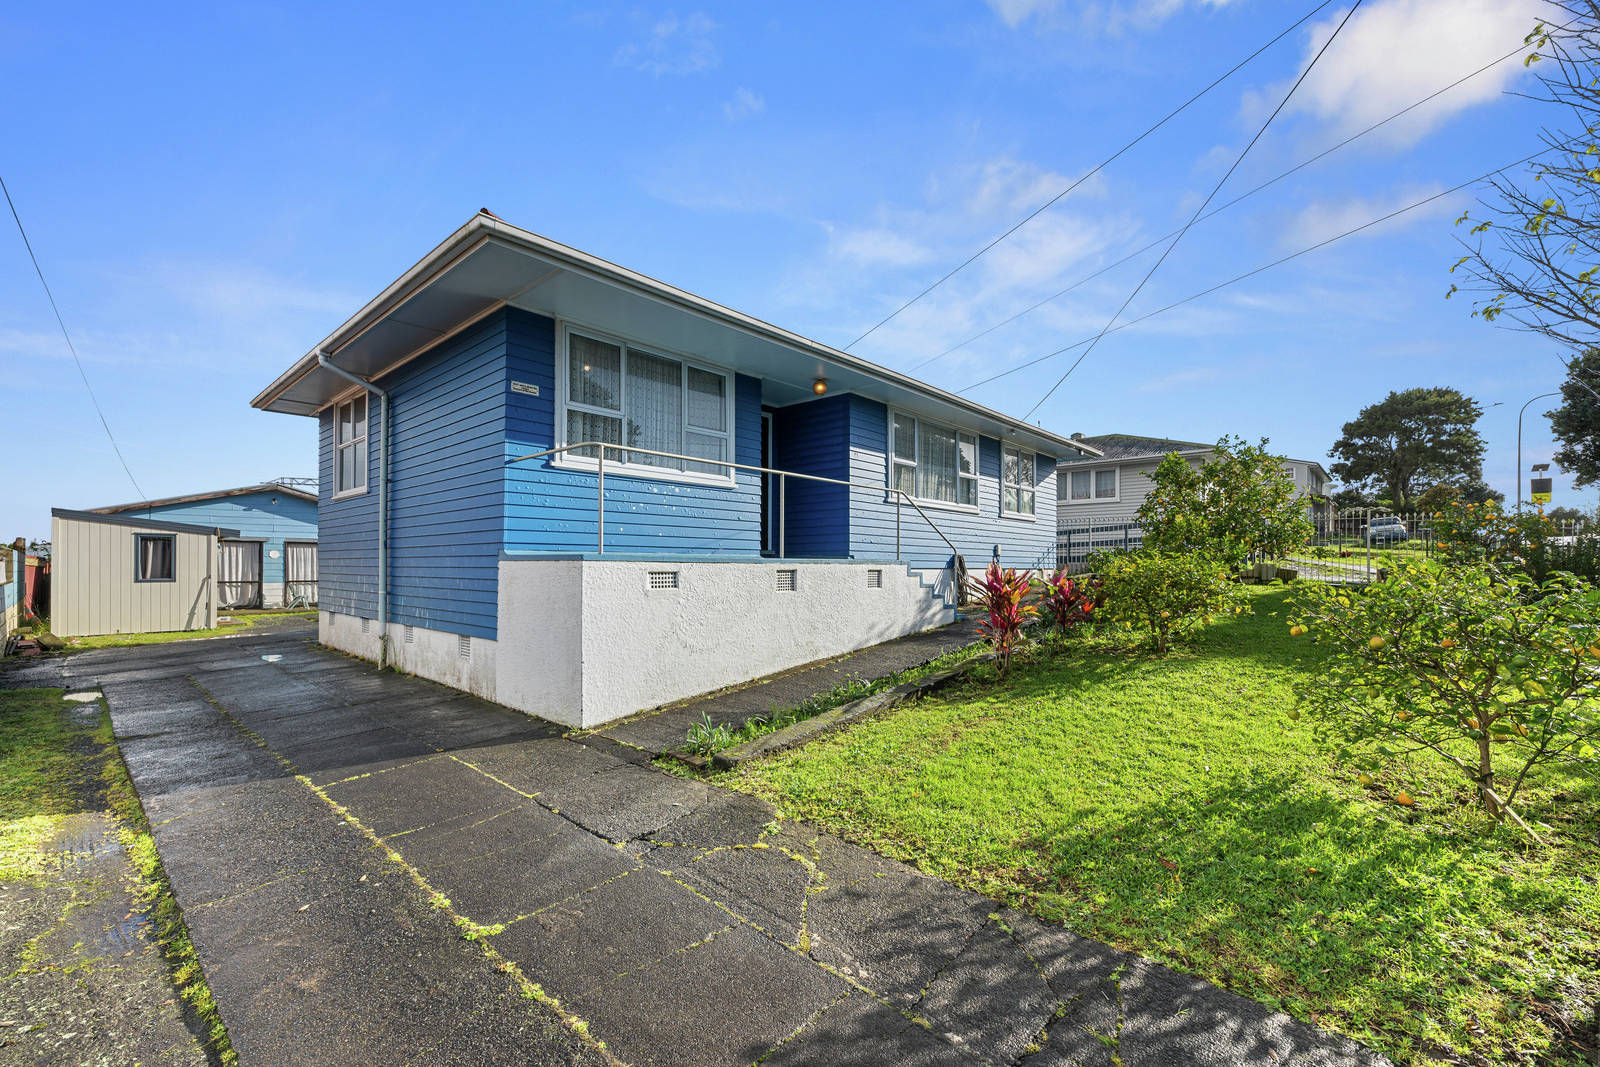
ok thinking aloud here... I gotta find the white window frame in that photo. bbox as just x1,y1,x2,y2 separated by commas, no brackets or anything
333,393,369,499
1065,466,1119,505
887,411,979,513
1001,445,1038,520
554,322,736,487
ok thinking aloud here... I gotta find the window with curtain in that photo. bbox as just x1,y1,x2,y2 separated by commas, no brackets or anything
1067,467,1117,502
889,413,977,507
1003,446,1037,515
561,328,731,478
334,394,368,495
134,534,175,582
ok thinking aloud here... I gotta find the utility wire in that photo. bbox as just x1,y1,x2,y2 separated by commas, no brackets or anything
842,0,1334,351
1021,0,1364,420
959,143,1558,394
912,37,1538,374
1,175,147,500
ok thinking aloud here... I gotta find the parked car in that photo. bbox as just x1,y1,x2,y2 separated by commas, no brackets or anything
1360,515,1410,543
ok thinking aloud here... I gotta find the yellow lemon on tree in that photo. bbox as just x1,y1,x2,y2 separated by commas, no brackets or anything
1464,717,1481,730
1395,710,1414,722
1394,791,1416,807
1358,772,1374,786
1369,636,1387,650
1439,638,1456,649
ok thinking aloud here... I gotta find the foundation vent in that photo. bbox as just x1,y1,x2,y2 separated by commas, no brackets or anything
867,569,883,589
458,634,471,659
776,569,798,592
360,617,370,635
404,625,415,645
648,570,680,590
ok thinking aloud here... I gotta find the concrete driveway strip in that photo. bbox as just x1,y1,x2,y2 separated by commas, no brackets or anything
53,622,1391,1067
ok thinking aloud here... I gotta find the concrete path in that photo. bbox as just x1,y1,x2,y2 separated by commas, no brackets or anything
14,625,1391,1066
597,617,985,755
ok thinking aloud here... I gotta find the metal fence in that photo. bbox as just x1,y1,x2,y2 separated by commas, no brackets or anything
1057,510,1591,584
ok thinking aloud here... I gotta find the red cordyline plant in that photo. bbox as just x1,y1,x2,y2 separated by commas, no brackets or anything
1037,567,1094,634
968,561,1037,675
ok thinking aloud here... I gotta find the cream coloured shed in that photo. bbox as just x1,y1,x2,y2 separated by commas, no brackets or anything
50,509,239,638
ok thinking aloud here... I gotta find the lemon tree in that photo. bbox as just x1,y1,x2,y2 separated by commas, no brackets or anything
1094,549,1244,655
1290,560,1600,837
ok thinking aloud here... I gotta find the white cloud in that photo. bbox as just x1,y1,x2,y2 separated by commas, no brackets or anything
1266,0,1541,146
1136,365,1220,392
1281,183,1456,247
722,87,764,121
986,0,1241,33
614,11,718,75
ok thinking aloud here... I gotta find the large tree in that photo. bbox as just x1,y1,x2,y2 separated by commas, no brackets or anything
1328,388,1487,511
1548,347,1600,486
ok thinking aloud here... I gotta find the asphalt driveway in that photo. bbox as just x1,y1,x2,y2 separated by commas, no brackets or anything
10,623,1391,1066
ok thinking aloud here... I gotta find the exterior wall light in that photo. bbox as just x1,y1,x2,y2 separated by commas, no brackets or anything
813,378,828,396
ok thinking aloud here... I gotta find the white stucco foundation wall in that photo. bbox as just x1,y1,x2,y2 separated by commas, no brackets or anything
496,559,955,729
319,610,499,701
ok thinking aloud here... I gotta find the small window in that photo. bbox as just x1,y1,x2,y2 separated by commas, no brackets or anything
1067,467,1117,503
335,393,369,496
776,569,797,592
134,534,175,582
648,570,680,590
867,569,883,589
1002,446,1037,516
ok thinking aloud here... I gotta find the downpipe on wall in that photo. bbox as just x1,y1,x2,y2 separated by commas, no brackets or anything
316,352,392,669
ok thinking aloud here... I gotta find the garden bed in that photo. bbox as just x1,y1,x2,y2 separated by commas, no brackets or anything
720,586,1600,1066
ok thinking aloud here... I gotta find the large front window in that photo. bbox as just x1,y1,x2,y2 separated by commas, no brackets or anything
561,328,731,478
1003,446,1036,516
890,413,977,508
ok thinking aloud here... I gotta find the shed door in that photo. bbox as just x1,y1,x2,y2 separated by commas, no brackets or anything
218,540,263,609
284,541,318,606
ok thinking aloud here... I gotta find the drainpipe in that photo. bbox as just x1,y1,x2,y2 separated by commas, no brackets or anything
317,352,392,669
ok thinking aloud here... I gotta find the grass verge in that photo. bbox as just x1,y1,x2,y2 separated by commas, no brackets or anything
724,587,1600,1066
61,612,300,651
0,687,235,1064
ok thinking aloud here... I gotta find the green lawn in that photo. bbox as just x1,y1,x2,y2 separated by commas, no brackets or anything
724,587,1600,1066
60,610,314,650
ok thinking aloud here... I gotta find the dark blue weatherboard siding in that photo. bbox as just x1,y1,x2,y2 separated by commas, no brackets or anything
845,396,1058,570
503,309,764,555
122,493,317,587
769,395,849,558
317,401,380,621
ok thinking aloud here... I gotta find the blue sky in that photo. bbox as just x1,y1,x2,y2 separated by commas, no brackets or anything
0,0,1576,542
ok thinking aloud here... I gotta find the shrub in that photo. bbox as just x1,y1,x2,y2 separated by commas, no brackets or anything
1094,550,1243,655
1290,560,1600,838
1433,499,1600,583
1036,567,1095,634
967,561,1036,675
1136,436,1312,569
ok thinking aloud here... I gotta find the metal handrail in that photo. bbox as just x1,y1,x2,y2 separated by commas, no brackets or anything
507,441,964,566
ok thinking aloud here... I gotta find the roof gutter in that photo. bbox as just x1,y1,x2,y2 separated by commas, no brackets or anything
316,351,392,669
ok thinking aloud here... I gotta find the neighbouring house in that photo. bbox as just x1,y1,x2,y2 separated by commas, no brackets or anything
49,510,239,638
251,210,1098,728
87,483,319,609
1,540,21,636
1055,434,1332,565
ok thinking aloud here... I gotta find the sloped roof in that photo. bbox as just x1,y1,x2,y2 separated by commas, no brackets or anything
89,482,317,515
1057,434,1214,464
52,508,241,538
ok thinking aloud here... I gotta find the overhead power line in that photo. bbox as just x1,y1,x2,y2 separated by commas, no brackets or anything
912,36,1538,374
1021,0,1364,420
958,143,1560,395
1,175,146,500
841,0,1335,352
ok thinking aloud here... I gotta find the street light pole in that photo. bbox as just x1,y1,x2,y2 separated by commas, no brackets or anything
1517,392,1561,512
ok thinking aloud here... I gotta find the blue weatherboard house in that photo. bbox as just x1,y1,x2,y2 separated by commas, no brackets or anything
252,211,1098,727
89,483,319,609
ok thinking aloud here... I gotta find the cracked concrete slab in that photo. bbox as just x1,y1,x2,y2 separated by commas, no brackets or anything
534,763,710,843
321,755,531,837
918,919,1059,1063
420,827,637,927
390,801,570,870
454,736,630,795
765,993,982,1066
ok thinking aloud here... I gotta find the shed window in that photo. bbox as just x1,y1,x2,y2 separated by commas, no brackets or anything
134,534,175,582
1002,446,1037,516
334,394,368,496
889,413,977,508
560,327,732,479
1068,468,1118,502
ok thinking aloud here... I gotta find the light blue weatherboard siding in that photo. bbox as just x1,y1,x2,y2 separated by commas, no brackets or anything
845,396,1058,570
120,493,317,588
503,309,764,555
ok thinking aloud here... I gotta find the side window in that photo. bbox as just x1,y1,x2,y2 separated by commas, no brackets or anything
135,534,175,582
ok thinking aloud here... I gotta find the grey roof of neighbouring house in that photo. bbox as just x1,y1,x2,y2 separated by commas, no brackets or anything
1056,434,1214,464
